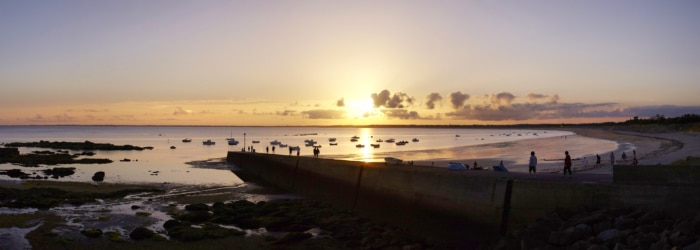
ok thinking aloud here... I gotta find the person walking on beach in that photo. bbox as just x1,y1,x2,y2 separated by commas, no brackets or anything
564,151,572,176
610,152,615,166
266,146,269,154
595,154,601,168
622,151,627,162
528,151,537,174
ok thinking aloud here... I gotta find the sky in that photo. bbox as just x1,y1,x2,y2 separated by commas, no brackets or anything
1,0,699,126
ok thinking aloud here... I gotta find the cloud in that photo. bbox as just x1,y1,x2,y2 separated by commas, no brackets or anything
381,109,420,120
276,110,297,116
489,92,516,107
371,89,415,108
301,110,346,119
526,93,560,104
336,98,345,107
26,113,76,123
449,91,470,109
66,109,109,113
443,99,700,122
424,93,442,109
173,107,192,116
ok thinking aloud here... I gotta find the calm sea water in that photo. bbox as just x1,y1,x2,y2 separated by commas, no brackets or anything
0,126,616,184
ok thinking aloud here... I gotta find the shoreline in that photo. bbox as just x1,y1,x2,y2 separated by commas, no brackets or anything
321,127,698,174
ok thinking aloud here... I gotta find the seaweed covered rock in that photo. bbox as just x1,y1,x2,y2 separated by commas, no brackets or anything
92,171,105,182
81,228,103,238
506,207,700,249
44,167,76,179
129,227,155,240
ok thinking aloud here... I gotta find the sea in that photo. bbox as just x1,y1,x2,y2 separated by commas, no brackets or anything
0,126,620,185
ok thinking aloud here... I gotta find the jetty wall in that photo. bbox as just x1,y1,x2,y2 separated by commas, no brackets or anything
227,152,700,240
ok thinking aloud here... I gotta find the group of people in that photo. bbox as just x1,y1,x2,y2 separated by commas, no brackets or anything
527,149,639,176
526,150,574,176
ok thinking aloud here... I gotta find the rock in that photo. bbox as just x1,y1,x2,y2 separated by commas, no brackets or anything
185,203,210,211
638,210,666,225
684,240,700,250
131,205,140,210
92,171,105,182
81,228,103,238
614,216,636,230
163,219,182,230
0,147,20,157
129,227,155,240
274,232,312,244
168,226,206,242
597,228,621,242
178,211,211,223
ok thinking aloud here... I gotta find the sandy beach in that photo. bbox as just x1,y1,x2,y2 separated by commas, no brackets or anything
402,127,700,174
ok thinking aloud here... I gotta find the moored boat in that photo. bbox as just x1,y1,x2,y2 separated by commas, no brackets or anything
202,140,216,145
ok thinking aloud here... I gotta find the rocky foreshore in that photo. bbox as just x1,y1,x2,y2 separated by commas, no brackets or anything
502,206,700,250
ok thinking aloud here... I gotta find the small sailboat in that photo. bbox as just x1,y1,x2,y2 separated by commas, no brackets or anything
226,131,239,145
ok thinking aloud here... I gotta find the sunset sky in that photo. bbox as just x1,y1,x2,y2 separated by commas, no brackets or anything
1,1,699,126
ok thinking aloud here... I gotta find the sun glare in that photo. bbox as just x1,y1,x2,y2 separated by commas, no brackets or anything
346,98,376,118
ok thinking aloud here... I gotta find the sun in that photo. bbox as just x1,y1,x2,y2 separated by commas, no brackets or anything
346,98,377,118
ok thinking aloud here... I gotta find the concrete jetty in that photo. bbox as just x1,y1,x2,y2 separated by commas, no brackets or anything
227,151,700,247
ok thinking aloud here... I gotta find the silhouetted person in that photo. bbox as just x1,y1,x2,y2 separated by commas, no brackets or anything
529,151,537,174
622,151,627,162
266,146,269,154
272,146,275,154
595,154,601,168
610,152,615,166
564,151,572,176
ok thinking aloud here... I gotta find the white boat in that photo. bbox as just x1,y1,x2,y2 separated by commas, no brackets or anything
447,162,467,170
384,157,403,165
202,140,216,145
